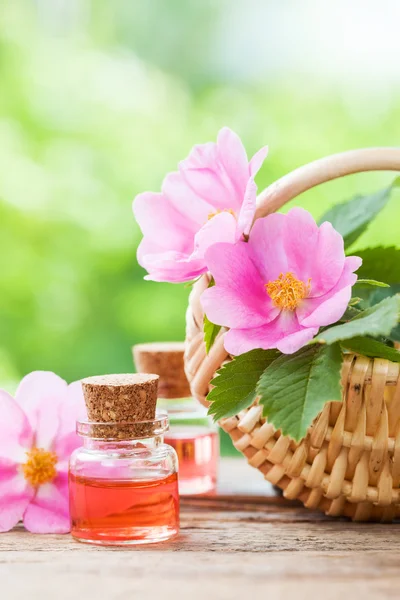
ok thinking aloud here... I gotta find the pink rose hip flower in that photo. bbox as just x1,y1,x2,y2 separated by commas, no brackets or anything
0,371,85,534
201,207,362,355
133,127,268,282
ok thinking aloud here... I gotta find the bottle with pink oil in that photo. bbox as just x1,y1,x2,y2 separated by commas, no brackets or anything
133,342,219,495
69,374,179,545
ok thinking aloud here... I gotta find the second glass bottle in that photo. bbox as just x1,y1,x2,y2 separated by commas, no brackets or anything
133,342,219,495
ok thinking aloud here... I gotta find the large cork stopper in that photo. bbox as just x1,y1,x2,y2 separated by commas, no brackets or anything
81,373,159,439
133,342,191,399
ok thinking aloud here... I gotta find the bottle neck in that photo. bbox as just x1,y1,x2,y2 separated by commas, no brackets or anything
82,434,165,452
76,412,169,449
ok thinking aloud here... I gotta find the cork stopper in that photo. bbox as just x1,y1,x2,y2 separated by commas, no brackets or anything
133,342,191,399
81,373,159,439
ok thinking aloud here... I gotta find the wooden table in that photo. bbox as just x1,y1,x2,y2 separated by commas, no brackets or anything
1,459,399,599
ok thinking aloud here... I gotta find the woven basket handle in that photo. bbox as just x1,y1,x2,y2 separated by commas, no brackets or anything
255,147,400,220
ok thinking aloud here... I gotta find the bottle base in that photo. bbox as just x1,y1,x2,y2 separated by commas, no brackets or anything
71,525,179,546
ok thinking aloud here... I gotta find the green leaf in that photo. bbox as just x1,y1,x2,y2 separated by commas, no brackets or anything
360,285,400,343
389,326,400,343
203,314,221,354
354,279,390,288
355,247,400,284
342,337,400,363
257,344,342,442
207,349,280,421
348,297,362,306
315,295,400,345
340,305,362,321
203,276,221,354
318,186,392,249
363,284,400,308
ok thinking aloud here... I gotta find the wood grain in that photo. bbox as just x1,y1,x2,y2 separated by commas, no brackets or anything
0,459,399,600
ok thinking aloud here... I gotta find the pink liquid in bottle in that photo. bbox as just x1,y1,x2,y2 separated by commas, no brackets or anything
165,425,219,495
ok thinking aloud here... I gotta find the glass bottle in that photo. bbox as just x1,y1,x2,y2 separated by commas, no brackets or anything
69,413,179,546
161,397,218,495
133,342,219,495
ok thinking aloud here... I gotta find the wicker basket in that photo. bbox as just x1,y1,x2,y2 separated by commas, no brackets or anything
184,148,400,522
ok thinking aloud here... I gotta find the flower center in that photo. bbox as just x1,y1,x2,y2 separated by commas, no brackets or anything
266,272,311,311
207,208,236,221
22,448,58,486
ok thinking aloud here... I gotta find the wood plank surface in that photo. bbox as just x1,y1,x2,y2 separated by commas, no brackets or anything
0,459,399,600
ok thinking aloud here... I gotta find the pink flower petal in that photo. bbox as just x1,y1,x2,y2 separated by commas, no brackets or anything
276,327,318,354
282,207,320,279
217,127,249,197
0,470,34,532
236,177,257,237
0,390,32,463
183,141,218,170
247,212,289,281
308,221,346,297
136,236,164,267
297,256,362,327
275,209,346,296
299,287,352,328
180,135,241,211
179,166,237,212
202,286,278,330
57,381,86,440
344,255,363,272
135,190,209,282
162,171,213,226
54,432,81,465
23,474,70,534
141,250,206,283
224,311,318,355
53,381,84,463
249,146,269,177
202,242,278,328
15,372,67,451
192,211,237,261
134,192,194,253
137,240,206,283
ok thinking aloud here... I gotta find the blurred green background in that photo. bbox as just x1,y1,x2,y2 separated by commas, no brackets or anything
0,0,399,396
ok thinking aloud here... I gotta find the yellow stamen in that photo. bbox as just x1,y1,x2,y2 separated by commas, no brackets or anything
22,448,58,486
207,208,236,221
266,272,311,311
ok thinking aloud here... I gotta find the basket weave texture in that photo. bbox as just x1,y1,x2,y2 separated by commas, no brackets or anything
184,148,400,522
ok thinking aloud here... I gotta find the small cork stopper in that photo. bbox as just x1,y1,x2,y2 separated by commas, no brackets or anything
133,342,191,399
81,373,159,439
